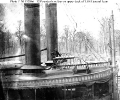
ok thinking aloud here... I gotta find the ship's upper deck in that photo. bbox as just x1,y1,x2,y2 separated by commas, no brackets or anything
0,58,118,89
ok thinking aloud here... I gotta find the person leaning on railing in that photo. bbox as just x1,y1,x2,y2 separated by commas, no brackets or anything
51,49,67,63
51,49,61,58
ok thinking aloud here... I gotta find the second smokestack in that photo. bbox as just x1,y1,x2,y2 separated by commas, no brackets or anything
46,3,58,60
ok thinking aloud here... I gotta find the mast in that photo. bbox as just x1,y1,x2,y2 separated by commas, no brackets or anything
109,10,118,100
111,10,116,66
109,19,112,64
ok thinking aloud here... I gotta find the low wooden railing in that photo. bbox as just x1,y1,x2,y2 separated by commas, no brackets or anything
60,61,110,69
1,67,113,89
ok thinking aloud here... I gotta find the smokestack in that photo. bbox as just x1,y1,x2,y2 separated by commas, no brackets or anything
46,3,58,60
24,4,41,65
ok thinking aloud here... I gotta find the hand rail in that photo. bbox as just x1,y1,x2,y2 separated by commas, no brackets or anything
1,67,113,89
59,61,110,69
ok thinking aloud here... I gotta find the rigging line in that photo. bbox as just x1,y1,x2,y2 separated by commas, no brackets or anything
86,40,107,61
63,3,107,61
86,39,107,61
62,4,75,28
81,57,88,64
64,3,77,27
80,37,99,60
86,44,106,62
108,43,115,51
81,32,108,61
62,4,73,24
63,4,77,29
66,4,77,24
85,42,100,60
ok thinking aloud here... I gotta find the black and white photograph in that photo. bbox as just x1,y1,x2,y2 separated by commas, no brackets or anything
0,1,120,100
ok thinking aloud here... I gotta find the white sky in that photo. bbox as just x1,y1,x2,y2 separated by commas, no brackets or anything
40,1,120,39
2,1,120,40
3,3,24,33
58,2,120,39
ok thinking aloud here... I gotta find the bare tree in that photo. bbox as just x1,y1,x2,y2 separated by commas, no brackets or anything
115,30,120,55
15,20,24,54
99,17,109,55
63,25,69,52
